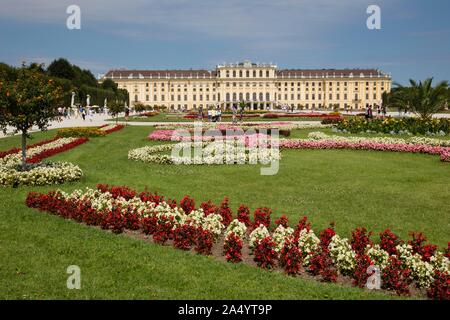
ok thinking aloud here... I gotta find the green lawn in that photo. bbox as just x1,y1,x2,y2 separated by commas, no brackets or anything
1,125,449,299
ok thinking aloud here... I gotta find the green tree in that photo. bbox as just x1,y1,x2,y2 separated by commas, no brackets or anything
0,67,64,170
108,101,125,124
393,78,449,119
47,58,75,80
101,79,118,92
133,103,147,113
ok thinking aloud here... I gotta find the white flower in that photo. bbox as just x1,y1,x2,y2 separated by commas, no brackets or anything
272,225,294,252
226,219,247,238
249,224,270,248
328,234,356,275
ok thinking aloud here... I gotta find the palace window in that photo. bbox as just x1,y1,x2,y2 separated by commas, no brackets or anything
266,70,269,77
260,70,263,77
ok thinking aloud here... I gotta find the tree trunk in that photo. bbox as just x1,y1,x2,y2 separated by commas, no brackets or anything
21,130,27,171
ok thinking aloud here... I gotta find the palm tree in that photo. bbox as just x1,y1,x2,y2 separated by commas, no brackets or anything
392,78,448,120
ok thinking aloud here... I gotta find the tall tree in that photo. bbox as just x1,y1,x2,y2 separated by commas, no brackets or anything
0,67,64,170
101,78,118,92
393,78,449,119
47,58,75,80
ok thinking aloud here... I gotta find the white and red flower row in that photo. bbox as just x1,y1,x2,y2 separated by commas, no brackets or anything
26,185,450,298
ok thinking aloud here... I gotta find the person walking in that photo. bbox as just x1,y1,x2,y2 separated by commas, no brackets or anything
81,107,86,121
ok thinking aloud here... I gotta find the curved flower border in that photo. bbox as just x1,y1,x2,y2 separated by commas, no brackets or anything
26,184,450,299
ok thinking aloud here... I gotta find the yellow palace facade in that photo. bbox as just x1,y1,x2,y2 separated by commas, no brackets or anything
102,61,391,111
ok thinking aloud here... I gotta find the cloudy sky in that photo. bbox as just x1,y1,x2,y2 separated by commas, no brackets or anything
0,0,449,83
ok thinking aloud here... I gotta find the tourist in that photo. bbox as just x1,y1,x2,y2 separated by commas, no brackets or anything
377,105,381,116
232,104,237,124
217,106,222,122
382,105,387,116
365,105,370,119
198,106,203,121
207,108,212,122
239,104,244,122
81,107,86,121
125,107,130,121
368,105,373,119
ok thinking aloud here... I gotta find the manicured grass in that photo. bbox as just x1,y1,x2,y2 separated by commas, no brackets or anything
1,125,449,299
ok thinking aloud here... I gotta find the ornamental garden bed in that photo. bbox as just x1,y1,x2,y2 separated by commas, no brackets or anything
26,184,450,299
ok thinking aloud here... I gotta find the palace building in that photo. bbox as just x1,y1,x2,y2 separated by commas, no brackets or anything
102,61,391,111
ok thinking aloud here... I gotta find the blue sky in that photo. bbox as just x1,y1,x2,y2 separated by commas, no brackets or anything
0,0,449,84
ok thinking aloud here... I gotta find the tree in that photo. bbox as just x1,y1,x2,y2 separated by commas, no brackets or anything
393,78,449,119
101,79,118,92
108,101,125,124
0,67,64,170
133,103,147,113
47,58,75,80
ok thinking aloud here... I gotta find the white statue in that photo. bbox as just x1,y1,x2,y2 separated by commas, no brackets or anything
86,94,90,107
71,92,75,108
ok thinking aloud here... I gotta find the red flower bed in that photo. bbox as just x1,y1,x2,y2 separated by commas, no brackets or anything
26,137,89,164
99,124,124,134
0,137,60,159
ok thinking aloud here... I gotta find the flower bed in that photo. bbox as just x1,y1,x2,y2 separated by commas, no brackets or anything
335,117,450,135
280,138,450,163
147,129,285,141
1,137,89,166
56,127,107,138
154,122,330,131
0,137,87,186
99,124,124,134
308,132,450,147
262,113,342,120
128,140,280,165
26,185,450,299
1,162,83,187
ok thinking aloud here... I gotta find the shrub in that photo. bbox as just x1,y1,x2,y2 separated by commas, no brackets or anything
352,254,373,288
308,249,338,282
351,227,373,255
279,239,302,275
408,232,437,262
180,196,195,214
223,232,243,263
195,227,214,255
141,216,158,235
237,204,251,227
319,223,336,250
427,271,450,300
275,215,289,228
380,229,402,255
381,256,412,295
219,197,233,227
335,116,450,135
153,216,174,244
293,216,311,240
253,236,277,269
253,207,271,229
173,224,197,250
200,200,218,216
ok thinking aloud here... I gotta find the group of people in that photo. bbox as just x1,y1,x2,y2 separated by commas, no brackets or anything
197,104,247,124
365,104,387,119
